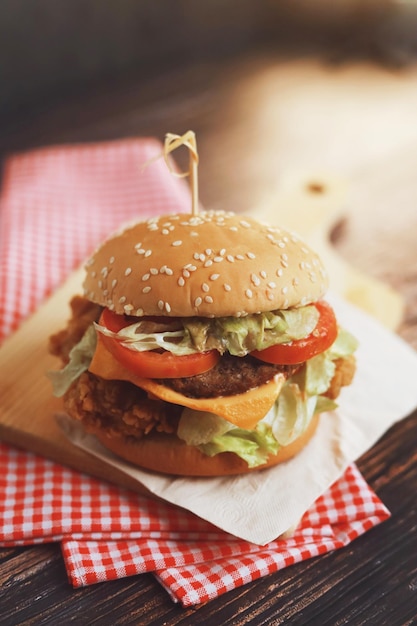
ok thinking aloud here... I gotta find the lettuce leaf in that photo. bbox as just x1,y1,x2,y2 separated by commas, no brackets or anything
47,325,96,397
199,423,281,468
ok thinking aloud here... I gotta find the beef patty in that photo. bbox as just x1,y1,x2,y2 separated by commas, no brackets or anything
158,354,300,398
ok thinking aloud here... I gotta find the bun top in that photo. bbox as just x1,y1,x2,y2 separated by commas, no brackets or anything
83,211,328,317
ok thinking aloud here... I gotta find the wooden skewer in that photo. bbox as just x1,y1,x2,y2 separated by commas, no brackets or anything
164,131,199,215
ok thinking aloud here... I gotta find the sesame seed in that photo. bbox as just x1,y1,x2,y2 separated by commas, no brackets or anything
236,254,244,261
111,279,118,288
276,269,283,277
267,281,276,289
136,308,144,316
165,302,171,313
281,260,289,268
202,283,210,292
204,260,213,267
209,273,220,281
245,289,253,298
124,304,134,313
194,297,203,307
251,273,261,286
278,242,286,249
98,280,103,289
281,286,288,295
158,300,164,311
142,286,151,294
229,226,238,232
224,284,231,292
172,240,182,247
260,270,267,279
183,269,191,278
142,273,150,281
226,255,234,263
240,220,251,228
204,295,214,304
91,271,97,278
109,256,115,264
119,296,127,304
144,250,152,257
213,256,223,263
136,249,145,255
205,248,212,255
293,278,300,286
162,229,170,235
124,267,132,276
103,289,108,296
247,252,256,259
101,267,108,277
193,252,200,260
178,277,185,287
199,253,206,262
134,243,142,250
165,267,173,276
150,268,159,275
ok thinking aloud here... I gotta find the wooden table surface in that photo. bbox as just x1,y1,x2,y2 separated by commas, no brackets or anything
1,50,417,625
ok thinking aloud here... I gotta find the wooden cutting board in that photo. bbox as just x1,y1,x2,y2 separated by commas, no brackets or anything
0,177,404,491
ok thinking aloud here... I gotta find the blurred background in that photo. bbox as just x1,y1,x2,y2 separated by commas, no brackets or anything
1,0,417,340
1,0,417,113
1,0,417,116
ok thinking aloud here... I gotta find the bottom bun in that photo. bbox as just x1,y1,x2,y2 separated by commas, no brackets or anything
95,413,320,477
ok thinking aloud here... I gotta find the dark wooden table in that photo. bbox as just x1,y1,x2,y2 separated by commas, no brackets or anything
1,50,417,625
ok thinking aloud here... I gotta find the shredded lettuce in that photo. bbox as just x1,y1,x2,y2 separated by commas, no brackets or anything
95,304,319,357
47,325,96,397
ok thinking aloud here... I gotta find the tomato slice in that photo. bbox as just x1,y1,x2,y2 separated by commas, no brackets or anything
98,309,220,379
251,301,338,365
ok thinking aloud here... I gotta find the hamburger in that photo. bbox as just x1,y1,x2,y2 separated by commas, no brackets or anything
49,210,357,476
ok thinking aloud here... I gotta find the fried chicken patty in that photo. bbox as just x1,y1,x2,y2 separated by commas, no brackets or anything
63,370,180,440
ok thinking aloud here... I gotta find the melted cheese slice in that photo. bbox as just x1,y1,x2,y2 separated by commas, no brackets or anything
89,337,285,430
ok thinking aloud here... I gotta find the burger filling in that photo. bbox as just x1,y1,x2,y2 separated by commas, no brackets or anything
49,295,357,468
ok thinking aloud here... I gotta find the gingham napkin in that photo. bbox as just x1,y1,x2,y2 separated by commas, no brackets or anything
0,442,389,606
0,139,390,605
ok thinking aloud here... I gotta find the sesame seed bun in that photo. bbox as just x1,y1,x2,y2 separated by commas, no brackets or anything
83,211,328,318
94,413,320,477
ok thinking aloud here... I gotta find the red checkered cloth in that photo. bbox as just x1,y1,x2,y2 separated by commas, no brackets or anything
0,442,389,606
0,139,390,606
